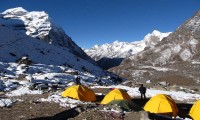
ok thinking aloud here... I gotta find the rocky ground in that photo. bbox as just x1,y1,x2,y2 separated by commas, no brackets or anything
0,88,195,120
110,62,200,87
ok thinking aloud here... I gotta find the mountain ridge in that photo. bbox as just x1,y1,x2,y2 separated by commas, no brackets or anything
84,30,171,69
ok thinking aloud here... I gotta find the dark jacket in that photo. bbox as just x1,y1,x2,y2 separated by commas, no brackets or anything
139,86,146,94
75,77,81,85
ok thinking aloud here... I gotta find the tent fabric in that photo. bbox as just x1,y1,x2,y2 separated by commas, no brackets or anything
61,85,96,102
101,89,131,104
189,100,200,120
108,99,141,112
144,94,178,117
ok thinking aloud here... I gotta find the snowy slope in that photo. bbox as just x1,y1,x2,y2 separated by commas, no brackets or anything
0,7,95,64
0,26,106,76
84,30,171,61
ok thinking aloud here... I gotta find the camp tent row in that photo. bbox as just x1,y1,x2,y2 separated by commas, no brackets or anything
61,85,200,119
61,85,138,111
61,85,131,103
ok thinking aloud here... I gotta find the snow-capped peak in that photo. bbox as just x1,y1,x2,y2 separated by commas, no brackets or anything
144,30,171,46
113,40,119,44
152,30,162,36
2,7,51,39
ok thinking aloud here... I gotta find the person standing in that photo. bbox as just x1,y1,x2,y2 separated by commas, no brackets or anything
139,84,146,100
75,76,81,85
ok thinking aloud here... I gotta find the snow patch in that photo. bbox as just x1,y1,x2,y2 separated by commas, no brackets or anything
180,49,192,61
40,93,91,108
0,98,13,107
172,45,181,54
191,61,200,64
188,38,198,53
155,48,172,64
139,66,173,72
189,38,198,45
6,86,42,96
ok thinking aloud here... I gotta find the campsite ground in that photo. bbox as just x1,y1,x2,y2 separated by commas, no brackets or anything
0,88,194,120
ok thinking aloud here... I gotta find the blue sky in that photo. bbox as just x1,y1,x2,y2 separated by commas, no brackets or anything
0,0,199,48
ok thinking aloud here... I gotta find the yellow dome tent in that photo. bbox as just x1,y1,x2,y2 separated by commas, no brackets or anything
189,100,200,120
144,94,178,117
61,85,96,102
101,88,131,104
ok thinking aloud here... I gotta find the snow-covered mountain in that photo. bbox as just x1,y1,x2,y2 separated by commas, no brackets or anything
0,7,117,81
0,7,95,64
84,30,170,69
109,10,200,84
85,30,171,61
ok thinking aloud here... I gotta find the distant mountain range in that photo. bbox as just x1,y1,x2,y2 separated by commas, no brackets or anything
84,30,171,69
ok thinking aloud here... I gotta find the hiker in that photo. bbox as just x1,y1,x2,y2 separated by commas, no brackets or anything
75,76,81,85
139,84,146,100
98,77,103,85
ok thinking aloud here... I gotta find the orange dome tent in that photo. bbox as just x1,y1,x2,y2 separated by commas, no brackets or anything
61,85,96,102
144,94,178,117
189,100,200,120
101,88,131,104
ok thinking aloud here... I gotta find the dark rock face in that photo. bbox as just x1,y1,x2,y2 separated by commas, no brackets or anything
109,10,200,85
15,56,33,65
47,26,96,65
97,57,124,70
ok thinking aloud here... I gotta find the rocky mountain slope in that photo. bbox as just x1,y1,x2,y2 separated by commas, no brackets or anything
109,10,200,85
84,30,170,69
0,7,95,64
